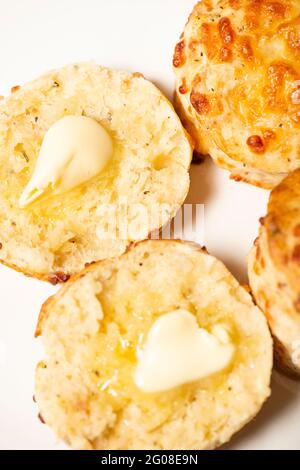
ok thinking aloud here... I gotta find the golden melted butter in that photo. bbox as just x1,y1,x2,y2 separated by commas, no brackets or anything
89,301,240,431
0,139,123,225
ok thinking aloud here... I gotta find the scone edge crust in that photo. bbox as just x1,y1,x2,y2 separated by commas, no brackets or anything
248,169,300,377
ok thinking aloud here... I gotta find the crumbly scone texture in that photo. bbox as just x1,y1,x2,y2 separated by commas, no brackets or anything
0,63,192,282
173,0,300,189
249,169,300,377
35,240,272,450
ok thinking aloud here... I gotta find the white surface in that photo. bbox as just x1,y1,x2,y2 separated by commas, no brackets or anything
0,0,299,451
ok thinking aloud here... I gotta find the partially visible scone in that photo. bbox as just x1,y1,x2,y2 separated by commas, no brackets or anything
0,63,192,282
173,0,300,188
249,169,300,378
35,240,272,450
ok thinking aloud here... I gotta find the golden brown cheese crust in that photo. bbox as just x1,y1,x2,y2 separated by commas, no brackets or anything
174,0,300,188
248,169,300,377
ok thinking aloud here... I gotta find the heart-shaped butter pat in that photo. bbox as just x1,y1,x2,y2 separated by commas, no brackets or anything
135,309,235,393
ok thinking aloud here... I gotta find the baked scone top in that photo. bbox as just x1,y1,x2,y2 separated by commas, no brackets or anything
174,0,300,187
0,63,192,281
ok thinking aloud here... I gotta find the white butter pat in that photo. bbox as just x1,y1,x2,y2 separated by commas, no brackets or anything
19,115,113,207
135,309,235,393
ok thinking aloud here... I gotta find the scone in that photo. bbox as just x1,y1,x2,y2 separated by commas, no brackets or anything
0,63,192,283
173,0,300,188
249,169,300,378
35,240,272,450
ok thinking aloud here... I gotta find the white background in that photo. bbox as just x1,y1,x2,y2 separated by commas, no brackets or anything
0,0,299,450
